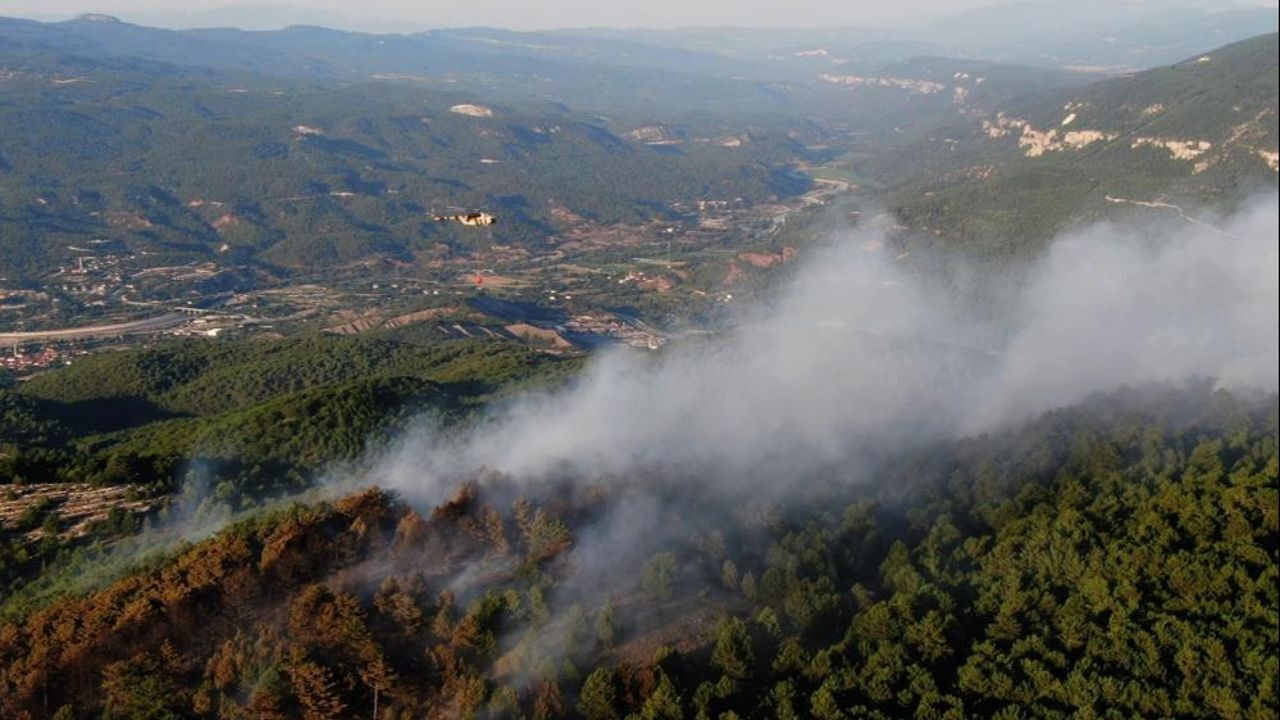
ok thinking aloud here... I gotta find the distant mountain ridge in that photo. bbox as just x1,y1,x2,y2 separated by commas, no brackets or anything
0,47,808,278
0,14,1275,274
11,0,1276,71
883,33,1279,252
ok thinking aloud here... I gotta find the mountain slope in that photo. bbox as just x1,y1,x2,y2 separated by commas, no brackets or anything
0,49,808,278
1,385,1275,719
2,335,579,496
884,33,1279,253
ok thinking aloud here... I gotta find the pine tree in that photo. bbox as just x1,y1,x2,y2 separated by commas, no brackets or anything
578,668,620,720
289,661,346,720
641,673,684,720
711,617,754,681
643,553,677,601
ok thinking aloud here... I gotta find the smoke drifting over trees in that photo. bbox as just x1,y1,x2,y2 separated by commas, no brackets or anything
2,197,1275,720
975,196,1278,426
374,194,1280,504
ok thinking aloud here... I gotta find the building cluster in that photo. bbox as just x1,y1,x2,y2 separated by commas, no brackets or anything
562,314,666,350
2,345,77,373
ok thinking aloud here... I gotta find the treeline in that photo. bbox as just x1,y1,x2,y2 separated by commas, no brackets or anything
0,382,1273,718
3,335,578,492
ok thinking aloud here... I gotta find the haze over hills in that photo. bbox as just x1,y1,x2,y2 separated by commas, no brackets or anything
1,14,1275,283
0,44,812,277
89,3,435,34
913,0,1278,67
885,32,1279,251
5,0,1278,77
0,6,1277,720
13,0,1278,58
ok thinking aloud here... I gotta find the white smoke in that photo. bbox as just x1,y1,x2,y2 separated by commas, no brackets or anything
375,194,1279,503
972,197,1279,425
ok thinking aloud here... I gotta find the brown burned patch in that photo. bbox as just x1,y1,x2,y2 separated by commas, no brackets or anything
737,246,795,269
637,274,675,293
608,596,736,666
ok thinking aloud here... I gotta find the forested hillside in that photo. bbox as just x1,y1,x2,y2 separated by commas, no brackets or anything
0,383,1274,719
0,48,809,278
0,334,583,611
884,34,1279,254
1,335,579,503
0,13,1276,720
6,17,1273,278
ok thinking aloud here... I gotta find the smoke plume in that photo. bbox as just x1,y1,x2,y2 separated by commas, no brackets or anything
374,194,1278,505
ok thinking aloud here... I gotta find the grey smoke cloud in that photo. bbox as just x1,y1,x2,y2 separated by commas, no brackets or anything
376,194,1279,504
351,193,1280,680
973,197,1279,426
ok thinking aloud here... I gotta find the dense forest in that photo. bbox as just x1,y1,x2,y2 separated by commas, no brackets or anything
1,14,1277,720
0,334,582,606
1,335,581,493
0,381,1274,719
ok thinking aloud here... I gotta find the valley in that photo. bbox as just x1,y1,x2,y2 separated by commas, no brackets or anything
0,166,853,372
0,5,1276,719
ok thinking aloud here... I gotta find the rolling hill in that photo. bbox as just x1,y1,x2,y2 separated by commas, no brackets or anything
8,15,1272,279
0,14,1276,720
880,33,1279,254
0,45,811,278
0,383,1274,719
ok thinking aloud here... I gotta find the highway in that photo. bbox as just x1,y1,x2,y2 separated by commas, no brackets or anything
0,312,190,343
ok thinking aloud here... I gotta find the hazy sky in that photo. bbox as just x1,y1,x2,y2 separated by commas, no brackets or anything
2,0,1273,31
1,0,992,29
